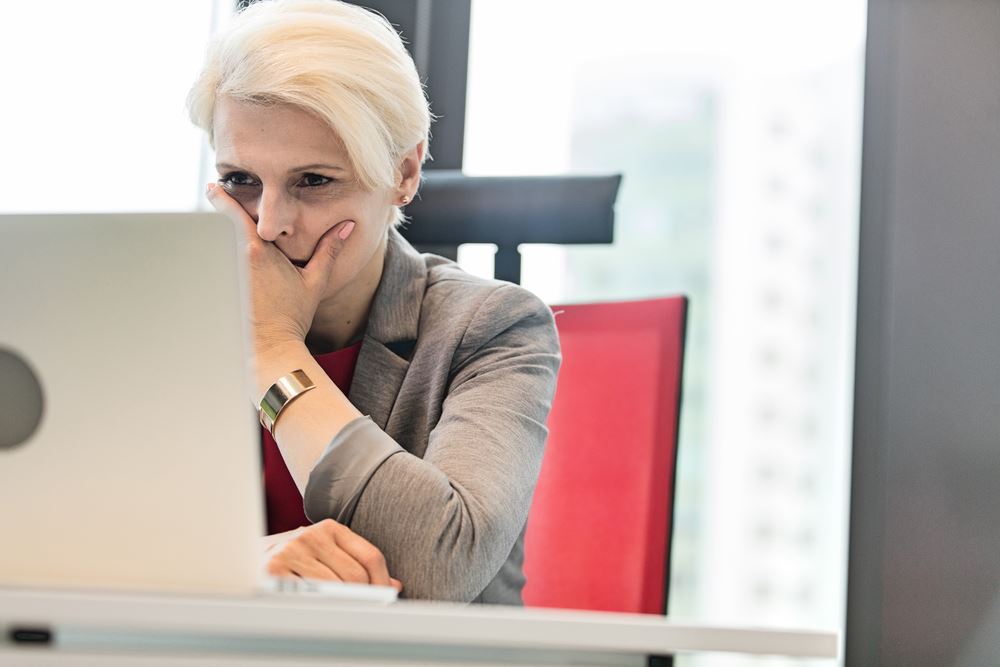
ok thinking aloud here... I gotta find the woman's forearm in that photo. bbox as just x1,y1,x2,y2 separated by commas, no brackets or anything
254,341,364,495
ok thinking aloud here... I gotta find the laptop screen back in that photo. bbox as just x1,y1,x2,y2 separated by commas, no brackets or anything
0,213,263,594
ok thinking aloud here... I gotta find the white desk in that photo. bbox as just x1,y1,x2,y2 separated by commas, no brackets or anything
0,587,837,666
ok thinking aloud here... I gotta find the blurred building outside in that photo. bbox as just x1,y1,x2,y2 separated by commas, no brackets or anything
463,4,864,665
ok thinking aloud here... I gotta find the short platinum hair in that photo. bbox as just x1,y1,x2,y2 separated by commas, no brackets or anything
187,0,430,195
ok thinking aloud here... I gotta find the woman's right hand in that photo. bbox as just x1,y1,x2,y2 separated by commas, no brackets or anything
265,519,403,592
204,182,355,357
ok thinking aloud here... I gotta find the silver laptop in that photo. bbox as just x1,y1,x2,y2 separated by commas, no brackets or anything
0,213,395,603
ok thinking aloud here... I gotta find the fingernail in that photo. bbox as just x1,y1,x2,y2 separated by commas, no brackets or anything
205,183,217,195
338,221,356,240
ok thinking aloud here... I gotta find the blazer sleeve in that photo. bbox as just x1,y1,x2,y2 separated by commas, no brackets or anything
303,284,561,601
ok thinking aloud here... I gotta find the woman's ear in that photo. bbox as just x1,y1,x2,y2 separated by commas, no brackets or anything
395,141,425,203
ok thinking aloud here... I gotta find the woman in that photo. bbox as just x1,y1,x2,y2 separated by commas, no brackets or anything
186,0,560,604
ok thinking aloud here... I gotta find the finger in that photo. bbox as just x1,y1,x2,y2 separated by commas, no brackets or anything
290,560,344,581
323,520,392,586
303,220,355,289
277,549,344,582
205,182,258,241
265,558,295,578
390,578,403,593
311,547,371,585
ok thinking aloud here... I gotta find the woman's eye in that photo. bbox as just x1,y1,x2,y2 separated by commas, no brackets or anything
299,173,332,188
219,172,258,188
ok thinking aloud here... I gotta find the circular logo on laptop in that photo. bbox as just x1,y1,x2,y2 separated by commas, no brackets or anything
0,348,45,451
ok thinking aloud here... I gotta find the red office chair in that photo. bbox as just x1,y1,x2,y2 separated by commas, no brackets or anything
522,296,688,615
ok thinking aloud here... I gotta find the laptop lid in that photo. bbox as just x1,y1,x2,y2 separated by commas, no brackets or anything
0,213,264,594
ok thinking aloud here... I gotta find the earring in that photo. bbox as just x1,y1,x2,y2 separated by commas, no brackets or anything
400,194,411,205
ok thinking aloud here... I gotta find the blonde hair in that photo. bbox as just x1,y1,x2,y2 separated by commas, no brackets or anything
187,0,430,198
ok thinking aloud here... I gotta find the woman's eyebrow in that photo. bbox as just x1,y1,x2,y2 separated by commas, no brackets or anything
214,162,347,173
290,163,347,173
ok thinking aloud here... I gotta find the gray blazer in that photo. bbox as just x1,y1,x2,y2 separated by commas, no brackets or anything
301,228,561,604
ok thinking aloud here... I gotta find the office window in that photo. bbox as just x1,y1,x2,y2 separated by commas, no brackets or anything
464,2,865,664
0,1,232,214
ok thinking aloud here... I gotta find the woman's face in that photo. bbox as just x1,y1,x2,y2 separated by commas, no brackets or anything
212,97,395,298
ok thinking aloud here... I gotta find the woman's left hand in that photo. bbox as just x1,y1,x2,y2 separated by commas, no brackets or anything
205,183,355,355
265,519,403,592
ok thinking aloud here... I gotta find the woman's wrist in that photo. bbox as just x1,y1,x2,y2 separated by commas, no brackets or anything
251,339,312,405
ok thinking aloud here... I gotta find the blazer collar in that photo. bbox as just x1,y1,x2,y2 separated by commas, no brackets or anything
362,226,426,346
347,227,426,431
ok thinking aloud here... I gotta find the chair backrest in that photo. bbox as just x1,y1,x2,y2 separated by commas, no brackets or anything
522,296,688,615
401,171,621,284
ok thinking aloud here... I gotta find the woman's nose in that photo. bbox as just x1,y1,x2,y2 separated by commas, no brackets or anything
255,188,296,242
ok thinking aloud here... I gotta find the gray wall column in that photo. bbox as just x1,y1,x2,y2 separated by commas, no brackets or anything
847,1,1000,665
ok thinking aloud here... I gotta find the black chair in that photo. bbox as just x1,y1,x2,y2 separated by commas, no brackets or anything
402,171,622,284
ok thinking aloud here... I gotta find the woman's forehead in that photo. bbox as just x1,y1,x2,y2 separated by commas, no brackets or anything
213,98,349,169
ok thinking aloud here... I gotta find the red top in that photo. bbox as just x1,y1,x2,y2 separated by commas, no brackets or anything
262,341,363,535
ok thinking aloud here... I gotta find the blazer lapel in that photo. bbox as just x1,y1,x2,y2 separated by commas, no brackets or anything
348,228,426,433
350,340,409,431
